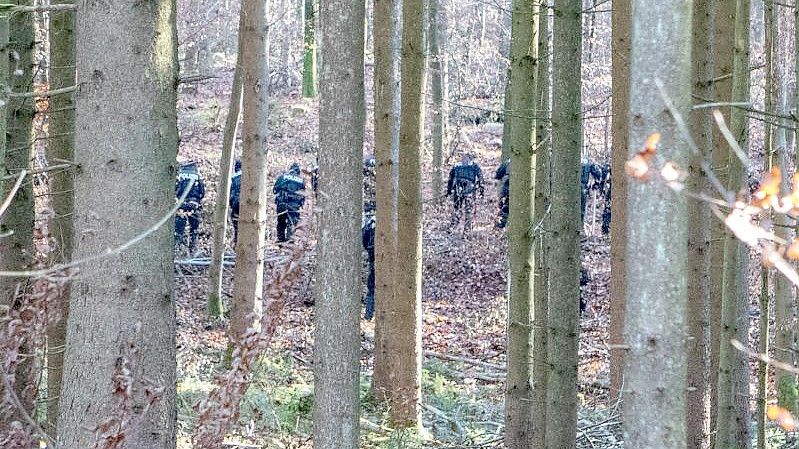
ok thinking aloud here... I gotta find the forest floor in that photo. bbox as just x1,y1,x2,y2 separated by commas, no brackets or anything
172,73,622,448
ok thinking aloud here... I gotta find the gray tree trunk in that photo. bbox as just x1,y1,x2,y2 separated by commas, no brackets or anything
55,0,179,445
622,0,692,447
389,0,426,427
229,0,271,348
312,0,365,447
302,0,318,97
428,0,445,200
608,0,630,404
208,47,243,319
503,0,538,446
687,0,714,446
715,1,751,448
45,0,75,436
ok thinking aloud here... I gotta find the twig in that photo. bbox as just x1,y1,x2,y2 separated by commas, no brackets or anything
8,85,75,99
0,179,195,278
732,338,799,376
7,3,75,13
0,372,57,448
0,169,26,221
2,163,73,180
424,350,506,371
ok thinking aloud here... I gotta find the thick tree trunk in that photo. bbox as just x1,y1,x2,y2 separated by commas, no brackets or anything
622,1,692,447
207,50,243,319
55,0,179,445
229,0,270,345
715,2,752,448
545,1,581,447
302,0,318,98
503,0,538,446
313,0,364,446
45,0,75,436
687,0,714,446
608,0,630,404
389,0,426,427
371,0,400,403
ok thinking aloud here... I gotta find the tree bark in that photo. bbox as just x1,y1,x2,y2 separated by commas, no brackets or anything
313,0,364,446
45,0,75,436
608,0,630,404
429,0,445,200
302,0,318,98
503,0,538,446
371,0,400,404
687,0,714,446
715,1,752,448
229,0,271,346
545,1,581,447
55,0,179,445
623,0,692,447
389,0,426,427
208,48,243,319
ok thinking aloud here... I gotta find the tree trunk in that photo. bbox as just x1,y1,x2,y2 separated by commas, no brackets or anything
715,1,752,448
623,0,692,447
208,49,244,319
687,0,714,446
531,2,550,448
503,0,538,446
55,0,179,445
709,1,736,443
608,0,630,404
302,0,318,98
45,0,75,436
313,0,364,446
389,0,426,427
545,1,581,447
429,0,444,200
229,0,271,347
371,0,400,404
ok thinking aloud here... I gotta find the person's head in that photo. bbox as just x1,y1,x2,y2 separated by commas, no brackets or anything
179,161,198,175
234,159,242,173
461,152,475,165
289,162,301,174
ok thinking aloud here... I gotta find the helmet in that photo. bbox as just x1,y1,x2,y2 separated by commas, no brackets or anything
179,161,199,175
289,162,301,174
234,159,242,173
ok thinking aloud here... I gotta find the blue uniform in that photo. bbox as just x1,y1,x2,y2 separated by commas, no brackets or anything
175,162,206,251
274,167,305,242
446,160,484,234
362,214,376,320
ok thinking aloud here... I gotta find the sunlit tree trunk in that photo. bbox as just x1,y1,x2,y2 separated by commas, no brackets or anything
623,0,692,447
429,0,445,199
56,0,179,445
313,0,365,446
302,0,318,97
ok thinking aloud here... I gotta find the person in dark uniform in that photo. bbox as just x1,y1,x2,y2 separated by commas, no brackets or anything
446,152,484,234
229,159,242,243
175,161,206,252
273,163,306,242
494,159,510,229
362,206,376,320
580,161,611,235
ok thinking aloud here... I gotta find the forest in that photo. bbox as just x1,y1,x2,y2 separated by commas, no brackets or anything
1,0,798,448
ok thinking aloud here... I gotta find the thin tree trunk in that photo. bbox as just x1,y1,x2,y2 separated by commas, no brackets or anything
504,0,538,445
608,0,630,404
622,0,692,447
709,2,736,442
208,51,243,319
371,0,400,403
55,0,179,445
302,0,317,98
313,0,364,446
715,1,752,448
429,0,444,200
531,2,550,448
687,0,714,446
389,0,426,427
229,0,271,346
45,0,75,436
545,1,581,447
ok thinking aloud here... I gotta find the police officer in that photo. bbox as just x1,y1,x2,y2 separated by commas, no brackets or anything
274,163,306,242
229,159,242,243
362,204,376,320
580,161,611,235
494,159,510,229
175,161,206,252
446,152,484,233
